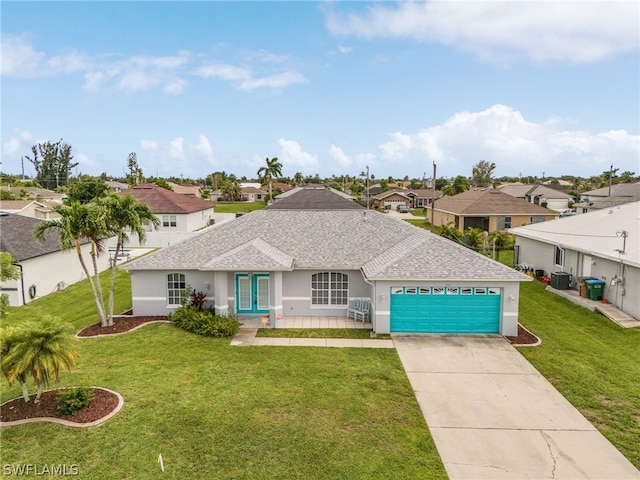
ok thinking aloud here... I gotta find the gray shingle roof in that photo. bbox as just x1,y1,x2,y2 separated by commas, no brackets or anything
125,208,526,281
0,214,75,261
267,186,361,210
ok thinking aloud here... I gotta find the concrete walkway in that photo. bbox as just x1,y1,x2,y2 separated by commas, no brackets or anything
393,335,640,479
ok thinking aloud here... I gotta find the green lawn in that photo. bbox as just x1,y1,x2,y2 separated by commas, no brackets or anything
516,278,640,469
1,273,445,479
212,202,266,214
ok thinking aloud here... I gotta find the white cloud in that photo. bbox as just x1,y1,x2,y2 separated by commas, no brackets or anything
238,70,307,91
170,137,185,160
373,104,640,177
191,135,214,163
140,139,159,150
1,34,46,77
2,129,34,155
325,1,639,63
75,153,96,168
278,138,319,171
195,63,251,81
338,45,352,54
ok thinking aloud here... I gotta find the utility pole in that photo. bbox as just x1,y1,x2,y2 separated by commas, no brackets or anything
608,164,613,197
430,162,436,232
366,165,370,210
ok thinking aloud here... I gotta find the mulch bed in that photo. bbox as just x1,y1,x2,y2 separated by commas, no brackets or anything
1,388,118,424
77,316,168,337
505,324,540,345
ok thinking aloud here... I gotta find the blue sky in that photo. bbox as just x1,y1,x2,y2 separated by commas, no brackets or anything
2,1,639,181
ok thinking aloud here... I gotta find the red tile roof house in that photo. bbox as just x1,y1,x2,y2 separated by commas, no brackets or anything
426,188,558,232
123,186,529,336
115,184,215,248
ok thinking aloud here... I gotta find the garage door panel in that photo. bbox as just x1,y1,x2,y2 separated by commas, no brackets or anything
390,286,500,333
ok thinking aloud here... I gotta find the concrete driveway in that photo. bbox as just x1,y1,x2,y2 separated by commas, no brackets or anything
393,335,640,479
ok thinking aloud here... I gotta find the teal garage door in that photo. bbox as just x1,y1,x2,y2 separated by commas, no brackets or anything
390,286,501,333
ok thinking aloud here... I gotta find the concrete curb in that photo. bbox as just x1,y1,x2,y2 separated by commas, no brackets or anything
0,387,124,429
512,324,542,347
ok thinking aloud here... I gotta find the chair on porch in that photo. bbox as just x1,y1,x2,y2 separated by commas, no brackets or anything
347,298,362,320
352,299,370,323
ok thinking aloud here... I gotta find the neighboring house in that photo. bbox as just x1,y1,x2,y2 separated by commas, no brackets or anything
510,202,640,321
106,181,129,192
575,183,640,213
371,190,411,210
167,182,202,198
427,188,557,232
371,189,441,210
116,184,214,247
0,200,58,220
124,187,528,336
272,182,294,193
404,189,442,209
0,186,66,204
0,213,111,306
500,184,573,212
210,186,267,202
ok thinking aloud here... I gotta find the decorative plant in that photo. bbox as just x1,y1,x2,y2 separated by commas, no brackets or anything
189,290,207,311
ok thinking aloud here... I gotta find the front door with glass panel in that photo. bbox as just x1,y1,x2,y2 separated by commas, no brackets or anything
236,274,269,314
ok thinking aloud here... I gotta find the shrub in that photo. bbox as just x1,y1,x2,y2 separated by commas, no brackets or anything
57,387,94,416
170,307,240,338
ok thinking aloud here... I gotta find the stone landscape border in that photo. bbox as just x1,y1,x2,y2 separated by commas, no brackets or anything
0,387,124,429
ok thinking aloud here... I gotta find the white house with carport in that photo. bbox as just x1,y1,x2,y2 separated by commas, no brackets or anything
0,213,111,306
510,201,639,321
124,187,529,336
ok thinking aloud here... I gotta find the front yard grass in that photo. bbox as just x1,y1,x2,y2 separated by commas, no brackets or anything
516,278,640,469
1,274,445,479
212,202,265,214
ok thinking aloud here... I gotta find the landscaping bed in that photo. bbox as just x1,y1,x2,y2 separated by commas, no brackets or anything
77,316,168,337
1,388,118,424
505,323,539,346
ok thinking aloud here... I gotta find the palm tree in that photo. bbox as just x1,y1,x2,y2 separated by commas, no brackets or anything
99,194,160,326
442,176,471,196
257,157,283,203
293,172,304,187
221,179,241,201
34,202,112,326
1,317,79,402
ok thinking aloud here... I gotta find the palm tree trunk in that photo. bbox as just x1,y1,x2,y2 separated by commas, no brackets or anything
75,240,107,326
34,380,43,403
108,234,123,326
90,242,108,326
19,376,30,402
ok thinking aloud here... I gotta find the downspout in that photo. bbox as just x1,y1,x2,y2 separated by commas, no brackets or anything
361,268,377,334
16,264,26,306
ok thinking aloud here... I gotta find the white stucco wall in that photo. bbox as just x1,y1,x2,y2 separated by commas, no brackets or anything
1,243,111,306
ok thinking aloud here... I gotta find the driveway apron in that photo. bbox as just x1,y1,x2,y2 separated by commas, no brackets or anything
393,335,640,480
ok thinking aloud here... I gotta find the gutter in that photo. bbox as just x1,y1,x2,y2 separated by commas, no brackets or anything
15,263,26,306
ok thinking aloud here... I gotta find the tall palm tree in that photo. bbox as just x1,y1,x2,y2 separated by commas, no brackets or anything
99,194,160,325
257,157,283,203
34,202,112,326
293,172,304,187
221,179,241,201
1,317,79,402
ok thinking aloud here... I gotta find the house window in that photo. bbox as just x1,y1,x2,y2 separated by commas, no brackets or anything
311,272,348,306
497,216,512,230
530,215,545,224
162,215,177,227
167,273,186,306
554,246,565,267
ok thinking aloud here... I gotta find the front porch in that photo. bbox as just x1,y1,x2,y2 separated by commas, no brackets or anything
237,315,373,330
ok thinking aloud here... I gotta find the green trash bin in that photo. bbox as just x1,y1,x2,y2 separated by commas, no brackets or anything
585,279,605,301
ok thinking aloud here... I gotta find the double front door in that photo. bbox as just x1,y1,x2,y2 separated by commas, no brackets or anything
236,274,269,314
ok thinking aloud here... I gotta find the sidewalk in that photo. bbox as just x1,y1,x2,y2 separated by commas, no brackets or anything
230,328,394,348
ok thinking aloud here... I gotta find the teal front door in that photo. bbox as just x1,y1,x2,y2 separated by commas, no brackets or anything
236,274,270,314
